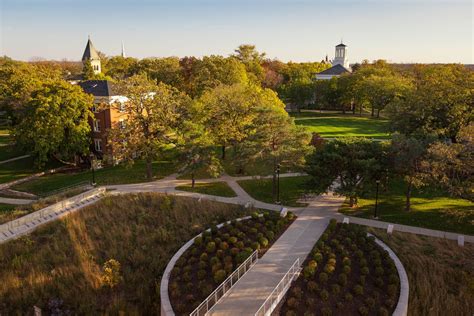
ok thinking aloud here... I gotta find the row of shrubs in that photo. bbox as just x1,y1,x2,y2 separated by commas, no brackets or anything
280,219,400,316
169,211,295,315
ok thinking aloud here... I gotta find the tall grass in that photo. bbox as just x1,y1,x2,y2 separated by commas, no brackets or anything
0,193,251,314
368,228,474,315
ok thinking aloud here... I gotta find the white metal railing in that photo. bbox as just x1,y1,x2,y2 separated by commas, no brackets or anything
254,258,301,316
190,250,259,316
0,187,105,238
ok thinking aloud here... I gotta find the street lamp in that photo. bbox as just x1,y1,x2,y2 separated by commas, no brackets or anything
374,180,380,219
276,164,281,205
90,153,96,186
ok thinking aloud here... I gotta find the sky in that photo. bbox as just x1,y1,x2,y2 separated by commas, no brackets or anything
1,0,473,64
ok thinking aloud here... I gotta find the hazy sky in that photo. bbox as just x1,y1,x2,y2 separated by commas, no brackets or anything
1,0,473,63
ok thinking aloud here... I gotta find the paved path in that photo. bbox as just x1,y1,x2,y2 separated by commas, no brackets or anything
208,194,344,316
0,154,30,165
0,196,34,205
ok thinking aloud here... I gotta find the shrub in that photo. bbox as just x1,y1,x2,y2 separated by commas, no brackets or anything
308,260,318,269
198,261,207,269
210,256,220,266
375,277,384,288
329,218,337,228
285,311,297,316
228,236,238,245
387,284,398,298
365,297,376,308
353,284,364,295
206,242,216,253
194,236,203,246
220,241,229,251
202,230,211,238
182,272,192,282
306,297,316,307
291,286,303,299
303,266,316,279
359,258,367,267
249,227,258,235
230,247,240,256
224,255,233,263
250,241,260,251
200,253,208,262
286,297,298,308
342,265,351,274
336,302,344,309
338,273,348,286
213,269,227,283
236,250,251,264
324,264,335,274
321,233,329,241
313,252,323,263
211,263,222,274
197,269,207,280
360,275,366,286
342,257,351,266
224,262,233,274
388,274,398,285
358,306,369,316
214,237,222,245
320,289,329,301
375,266,384,276
331,284,341,295
345,292,353,302
378,307,389,316
319,272,329,283
258,237,269,248
361,267,369,275
321,307,332,316
187,256,197,264
327,258,337,266
236,241,245,249
266,231,275,240
329,252,336,259
307,281,318,292
356,250,364,258
216,250,224,258
257,232,264,239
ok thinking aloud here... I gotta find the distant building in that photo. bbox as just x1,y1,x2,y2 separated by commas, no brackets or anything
77,37,127,163
315,42,351,80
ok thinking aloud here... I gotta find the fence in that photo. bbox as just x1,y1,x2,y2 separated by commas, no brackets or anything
254,258,301,316
190,250,259,316
0,187,105,239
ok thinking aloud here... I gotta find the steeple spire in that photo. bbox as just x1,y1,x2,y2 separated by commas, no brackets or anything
121,41,126,58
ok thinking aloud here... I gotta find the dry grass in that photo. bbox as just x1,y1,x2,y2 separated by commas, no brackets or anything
368,228,474,316
0,193,252,314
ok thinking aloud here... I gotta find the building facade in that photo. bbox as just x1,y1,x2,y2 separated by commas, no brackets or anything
315,42,351,80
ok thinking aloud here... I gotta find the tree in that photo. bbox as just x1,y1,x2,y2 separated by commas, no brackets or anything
105,56,139,80
137,57,184,89
198,83,261,160
82,59,95,80
13,80,93,166
108,74,191,179
306,138,388,207
390,134,432,211
386,64,474,142
232,44,265,83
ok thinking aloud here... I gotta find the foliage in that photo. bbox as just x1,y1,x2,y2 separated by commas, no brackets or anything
13,80,93,166
101,259,122,288
306,138,389,206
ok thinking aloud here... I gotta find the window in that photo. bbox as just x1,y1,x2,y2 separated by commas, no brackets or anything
119,119,126,129
91,105,97,113
93,119,100,132
94,139,102,152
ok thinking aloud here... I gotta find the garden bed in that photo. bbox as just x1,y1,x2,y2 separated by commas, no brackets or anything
279,220,400,316
168,211,296,315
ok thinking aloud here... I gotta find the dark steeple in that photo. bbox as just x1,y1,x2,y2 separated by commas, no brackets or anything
82,36,100,61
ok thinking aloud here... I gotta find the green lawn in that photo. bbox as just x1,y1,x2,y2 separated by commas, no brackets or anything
0,129,25,161
13,160,178,196
339,179,474,235
291,112,390,139
0,157,63,185
175,181,237,197
238,176,312,207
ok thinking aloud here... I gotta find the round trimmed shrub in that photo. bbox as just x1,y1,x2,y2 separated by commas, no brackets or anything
228,236,238,245
342,257,351,266
216,249,224,258
343,265,351,274
324,264,335,274
321,307,332,316
213,269,227,283
338,273,348,286
258,237,269,248
266,231,275,240
361,267,370,275
306,297,316,307
251,242,260,251
358,306,369,316
345,292,353,302
224,255,233,263
387,284,398,298
200,253,208,262
308,260,317,269
182,272,192,282
230,247,240,256
250,228,258,235
198,261,207,270
307,281,318,293
236,241,245,249
331,284,341,295
303,266,316,279
375,266,384,276
183,265,192,273
320,289,329,301
194,236,203,246
285,310,297,316
313,252,323,263
286,297,298,308
236,250,252,264
291,286,303,299
206,242,216,253
353,284,364,295
224,262,233,273
211,263,222,274
378,307,389,316
220,241,229,251
336,302,344,309
327,258,337,266
360,275,366,286
251,212,259,220
365,297,376,308
197,269,206,280
210,256,220,266
321,233,329,241
319,272,329,283
375,277,384,288
388,273,398,285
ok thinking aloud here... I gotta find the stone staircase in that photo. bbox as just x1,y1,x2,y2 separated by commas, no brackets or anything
0,188,106,243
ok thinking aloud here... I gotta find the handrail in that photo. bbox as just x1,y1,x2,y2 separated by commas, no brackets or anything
39,180,92,198
254,258,301,316
190,249,259,316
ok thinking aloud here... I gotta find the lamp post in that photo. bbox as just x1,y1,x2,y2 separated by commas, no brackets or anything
276,164,281,205
374,180,380,219
90,153,96,186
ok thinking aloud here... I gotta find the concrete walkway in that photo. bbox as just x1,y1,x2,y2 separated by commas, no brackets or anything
0,196,34,205
0,154,30,165
208,194,344,315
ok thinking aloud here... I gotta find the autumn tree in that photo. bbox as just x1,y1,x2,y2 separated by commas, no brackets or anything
137,57,184,89
105,56,139,80
233,44,265,83
13,80,93,166
109,74,191,179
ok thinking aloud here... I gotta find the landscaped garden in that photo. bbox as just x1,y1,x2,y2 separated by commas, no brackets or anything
175,181,236,197
0,193,255,314
169,211,295,314
290,112,390,139
238,176,311,207
339,179,474,235
279,220,400,316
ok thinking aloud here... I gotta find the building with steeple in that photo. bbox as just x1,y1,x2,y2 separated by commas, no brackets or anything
82,36,101,74
315,42,351,80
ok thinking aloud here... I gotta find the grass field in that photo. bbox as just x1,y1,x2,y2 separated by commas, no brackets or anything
340,179,474,235
368,228,474,315
0,129,25,161
291,112,390,139
175,181,237,197
238,176,312,207
13,160,178,196
0,157,63,185
0,193,254,314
